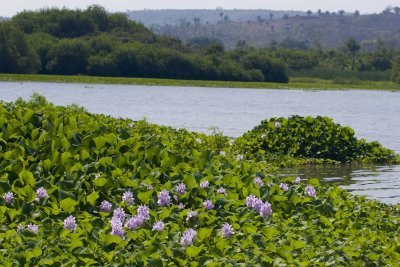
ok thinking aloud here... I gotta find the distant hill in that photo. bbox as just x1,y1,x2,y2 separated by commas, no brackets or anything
128,10,400,50
127,9,306,26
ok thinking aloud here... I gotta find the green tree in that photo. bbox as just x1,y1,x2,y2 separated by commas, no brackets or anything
343,38,361,70
46,38,90,74
0,23,39,73
391,55,400,83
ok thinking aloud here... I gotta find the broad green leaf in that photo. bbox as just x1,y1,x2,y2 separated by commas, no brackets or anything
60,198,78,213
86,192,99,206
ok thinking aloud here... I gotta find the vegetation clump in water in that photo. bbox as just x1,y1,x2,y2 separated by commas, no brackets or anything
0,95,399,265
235,115,399,163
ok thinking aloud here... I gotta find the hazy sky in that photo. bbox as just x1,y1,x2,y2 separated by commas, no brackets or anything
1,0,400,17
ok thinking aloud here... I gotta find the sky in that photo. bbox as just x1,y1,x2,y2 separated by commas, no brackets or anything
1,0,400,17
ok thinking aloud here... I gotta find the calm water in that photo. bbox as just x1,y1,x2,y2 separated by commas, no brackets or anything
0,82,399,203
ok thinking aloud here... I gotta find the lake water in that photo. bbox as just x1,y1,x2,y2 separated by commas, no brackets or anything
0,82,399,203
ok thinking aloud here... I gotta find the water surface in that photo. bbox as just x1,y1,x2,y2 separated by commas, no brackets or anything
1,82,399,203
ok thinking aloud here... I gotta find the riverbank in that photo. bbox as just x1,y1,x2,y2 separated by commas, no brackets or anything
0,73,399,91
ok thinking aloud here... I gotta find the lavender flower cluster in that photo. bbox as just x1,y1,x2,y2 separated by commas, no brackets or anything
180,228,197,246
64,215,77,231
203,199,214,210
3,192,13,204
186,210,198,221
305,185,316,197
157,190,171,206
279,183,289,191
254,177,264,187
110,208,125,239
199,180,209,189
246,195,272,218
176,183,186,195
35,187,48,201
221,222,234,238
122,191,134,205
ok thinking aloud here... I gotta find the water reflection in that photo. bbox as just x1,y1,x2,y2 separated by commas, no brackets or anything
277,164,400,204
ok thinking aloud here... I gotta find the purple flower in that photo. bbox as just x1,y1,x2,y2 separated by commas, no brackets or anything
254,177,264,187
176,183,186,195
252,198,264,212
186,210,198,221
111,217,125,239
125,215,146,230
137,205,150,221
280,183,289,191
28,223,39,234
275,121,281,128
229,139,234,146
237,154,244,161
246,195,257,208
152,220,165,231
261,134,266,139
180,228,197,247
157,190,171,206
260,202,272,218
203,199,214,210
221,222,235,238
64,215,77,231
294,177,301,183
16,224,25,232
122,191,134,205
147,185,153,190
200,180,209,189
3,192,13,204
219,151,226,156
217,187,227,196
305,185,316,197
246,195,272,217
113,208,125,222
178,203,185,209
35,187,48,201
196,138,202,144
100,200,112,213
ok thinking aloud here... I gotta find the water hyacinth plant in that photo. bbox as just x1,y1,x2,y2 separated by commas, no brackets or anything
199,180,209,189
176,183,186,195
63,216,77,232
221,222,235,238
157,190,171,206
100,200,112,212
0,97,399,266
152,220,165,231
122,191,134,205
180,228,197,247
35,187,48,201
3,192,13,204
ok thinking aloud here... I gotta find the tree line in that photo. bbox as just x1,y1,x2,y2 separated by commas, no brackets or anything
0,6,399,83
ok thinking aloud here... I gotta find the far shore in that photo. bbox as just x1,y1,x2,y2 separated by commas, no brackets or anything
0,73,399,91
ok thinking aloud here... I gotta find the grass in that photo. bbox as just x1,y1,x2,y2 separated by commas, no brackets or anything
0,73,399,91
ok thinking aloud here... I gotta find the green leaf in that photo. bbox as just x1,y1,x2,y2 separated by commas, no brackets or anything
94,178,107,187
60,198,78,213
185,246,203,258
183,175,197,189
19,170,35,186
137,191,153,205
197,228,213,240
105,235,123,245
367,253,380,261
86,192,99,206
